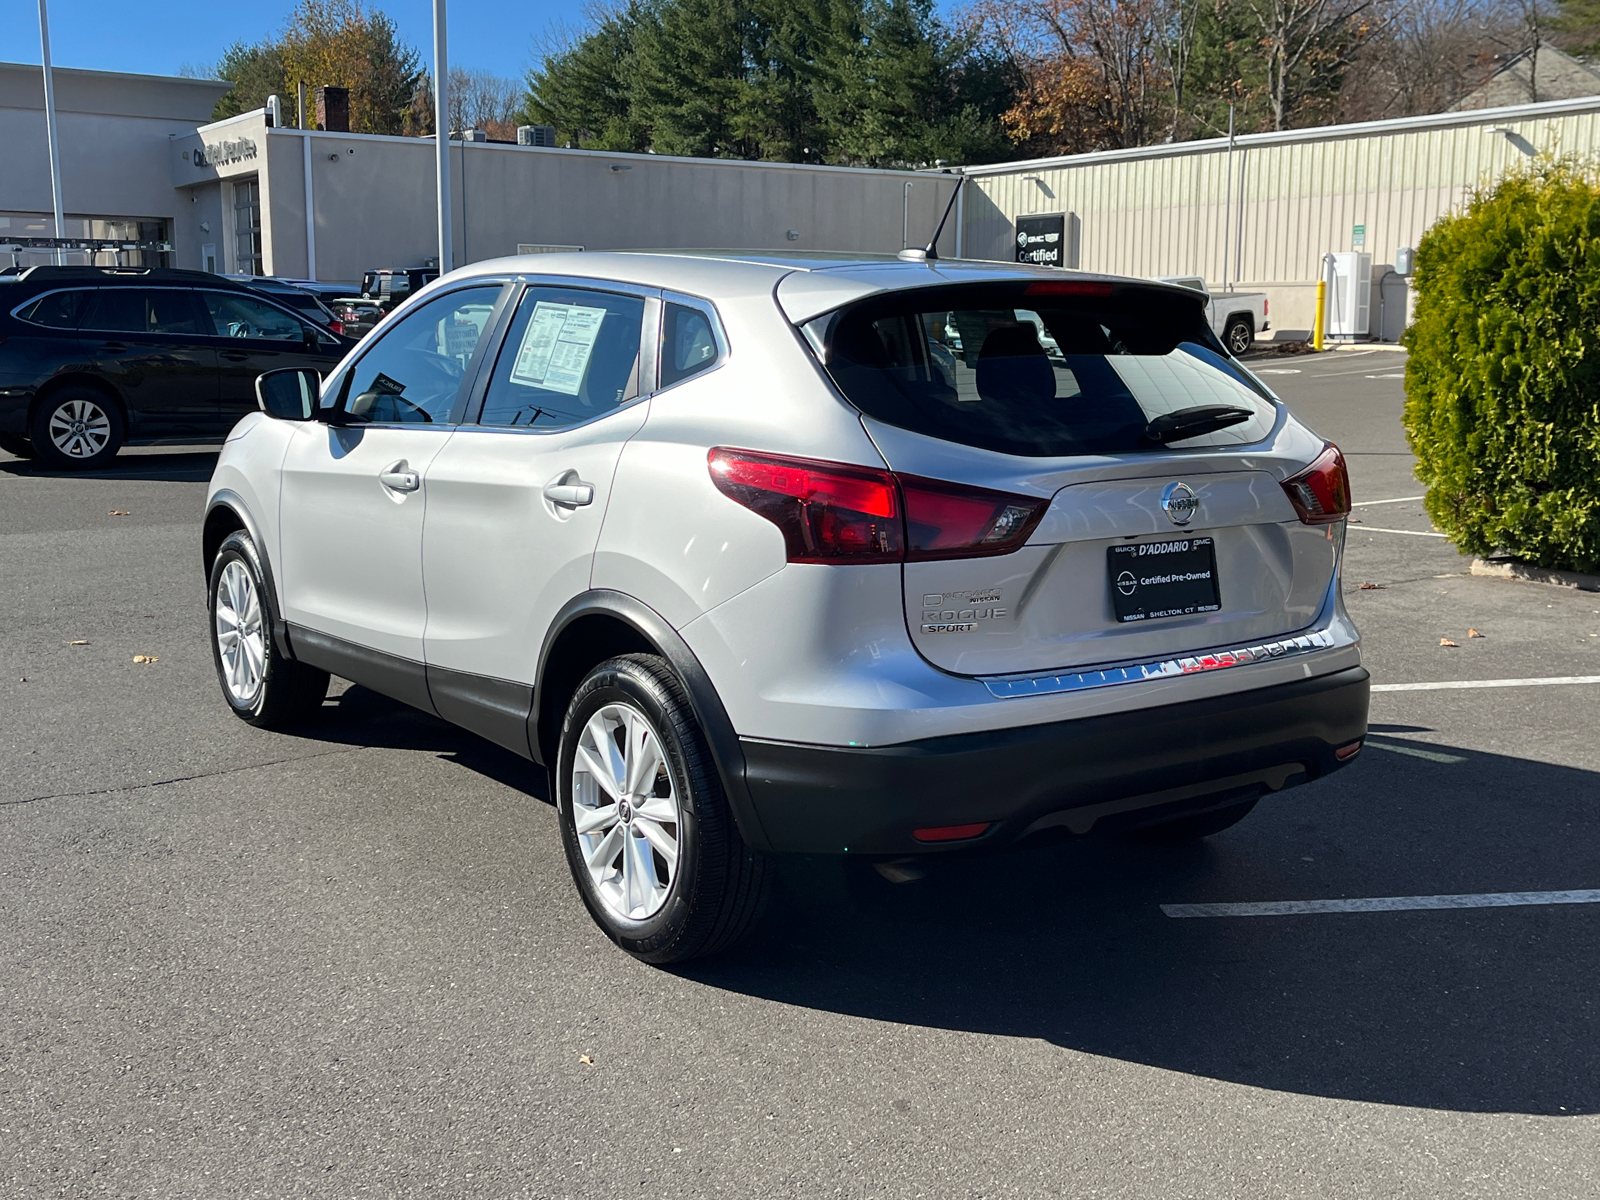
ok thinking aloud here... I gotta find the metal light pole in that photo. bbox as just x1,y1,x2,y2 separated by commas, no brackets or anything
37,0,66,265
433,0,452,274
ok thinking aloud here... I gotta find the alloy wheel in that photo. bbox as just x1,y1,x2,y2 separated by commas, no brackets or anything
47,398,112,460
214,560,267,706
571,702,682,921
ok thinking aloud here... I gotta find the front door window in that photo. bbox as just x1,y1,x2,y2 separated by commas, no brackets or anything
340,286,502,425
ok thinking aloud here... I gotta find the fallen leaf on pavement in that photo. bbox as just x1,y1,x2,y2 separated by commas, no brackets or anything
1468,628,1484,638
132,655,158,664
108,510,129,516
1439,638,1458,647
67,639,88,646
1357,582,1386,590
578,1054,595,1066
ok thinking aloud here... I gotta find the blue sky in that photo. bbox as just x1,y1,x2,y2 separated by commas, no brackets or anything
16,0,577,83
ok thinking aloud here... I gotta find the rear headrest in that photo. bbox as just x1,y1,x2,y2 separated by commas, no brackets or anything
975,326,1055,405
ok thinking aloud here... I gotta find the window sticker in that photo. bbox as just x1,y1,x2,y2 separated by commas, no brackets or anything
510,302,607,396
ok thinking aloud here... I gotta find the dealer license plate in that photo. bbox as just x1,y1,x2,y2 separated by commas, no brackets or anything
1107,537,1222,623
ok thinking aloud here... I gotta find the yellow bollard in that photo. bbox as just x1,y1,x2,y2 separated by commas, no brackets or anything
1312,279,1327,351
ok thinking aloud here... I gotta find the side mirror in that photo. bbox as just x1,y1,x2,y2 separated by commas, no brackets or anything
256,367,321,421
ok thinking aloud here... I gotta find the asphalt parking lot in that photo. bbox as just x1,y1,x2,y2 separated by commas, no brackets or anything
3,347,1599,1198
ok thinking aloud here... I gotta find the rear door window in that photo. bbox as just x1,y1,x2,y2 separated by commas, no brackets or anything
810,282,1276,458
83,289,202,335
16,289,92,329
476,285,644,429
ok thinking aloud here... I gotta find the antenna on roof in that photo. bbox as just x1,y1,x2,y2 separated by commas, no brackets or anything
898,173,966,263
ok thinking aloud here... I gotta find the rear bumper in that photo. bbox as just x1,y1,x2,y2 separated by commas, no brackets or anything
740,666,1369,854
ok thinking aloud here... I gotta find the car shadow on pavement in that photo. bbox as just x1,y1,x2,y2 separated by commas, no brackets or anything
680,743,1600,1118
0,450,220,483
305,683,551,802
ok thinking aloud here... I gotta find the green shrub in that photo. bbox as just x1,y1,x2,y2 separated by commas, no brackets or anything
1403,160,1600,574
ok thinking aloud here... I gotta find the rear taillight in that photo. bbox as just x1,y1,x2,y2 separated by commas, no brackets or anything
708,448,1048,564
708,448,902,563
899,474,1047,560
1263,297,1269,316
1281,444,1352,525
328,319,344,336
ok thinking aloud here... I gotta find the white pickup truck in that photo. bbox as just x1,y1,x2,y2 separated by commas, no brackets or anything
1160,277,1269,356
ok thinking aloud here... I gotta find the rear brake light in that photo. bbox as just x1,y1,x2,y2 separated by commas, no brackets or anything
913,822,992,842
709,448,902,563
709,449,1048,564
899,474,1047,560
1024,280,1112,297
1281,444,1351,525
1263,297,1269,316
328,319,344,336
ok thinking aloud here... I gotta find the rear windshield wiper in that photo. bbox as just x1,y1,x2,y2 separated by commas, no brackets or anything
1144,405,1255,445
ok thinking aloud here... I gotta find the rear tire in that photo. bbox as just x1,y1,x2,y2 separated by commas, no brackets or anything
556,653,770,963
1223,317,1254,357
30,388,125,470
1132,797,1259,843
0,433,34,459
208,530,330,728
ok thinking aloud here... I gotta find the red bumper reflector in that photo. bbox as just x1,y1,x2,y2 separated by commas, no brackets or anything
1335,740,1363,761
912,822,993,843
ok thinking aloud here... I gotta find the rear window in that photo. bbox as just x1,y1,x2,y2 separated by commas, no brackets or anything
16,289,91,329
808,282,1277,458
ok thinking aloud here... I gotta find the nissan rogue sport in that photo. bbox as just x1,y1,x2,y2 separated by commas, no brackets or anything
201,252,1369,963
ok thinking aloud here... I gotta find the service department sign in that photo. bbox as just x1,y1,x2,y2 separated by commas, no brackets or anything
1015,213,1066,267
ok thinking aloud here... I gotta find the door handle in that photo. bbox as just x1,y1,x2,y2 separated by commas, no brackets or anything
101,341,128,353
379,461,420,493
542,479,595,507
221,350,250,361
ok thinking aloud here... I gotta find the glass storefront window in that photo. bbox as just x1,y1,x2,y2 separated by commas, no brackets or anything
0,212,172,270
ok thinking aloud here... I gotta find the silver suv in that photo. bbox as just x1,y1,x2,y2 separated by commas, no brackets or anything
202,252,1369,962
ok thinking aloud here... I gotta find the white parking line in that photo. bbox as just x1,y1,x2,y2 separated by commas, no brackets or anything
1163,890,1600,918
1372,676,1600,692
1364,740,1465,763
1352,495,1425,507
1353,526,1447,537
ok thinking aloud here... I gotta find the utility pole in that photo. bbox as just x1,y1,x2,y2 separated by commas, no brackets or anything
433,0,452,274
37,0,66,266
1220,103,1234,292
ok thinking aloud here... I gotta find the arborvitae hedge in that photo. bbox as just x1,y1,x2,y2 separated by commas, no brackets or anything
1403,162,1600,574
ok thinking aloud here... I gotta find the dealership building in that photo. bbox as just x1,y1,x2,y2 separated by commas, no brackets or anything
9,57,1600,338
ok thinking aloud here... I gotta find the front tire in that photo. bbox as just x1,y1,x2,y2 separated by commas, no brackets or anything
556,654,770,963
208,530,329,728
30,389,124,470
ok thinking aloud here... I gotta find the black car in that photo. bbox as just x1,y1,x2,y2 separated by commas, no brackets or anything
0,266,354,469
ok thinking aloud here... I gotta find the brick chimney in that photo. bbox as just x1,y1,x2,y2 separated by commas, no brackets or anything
315,86,350,133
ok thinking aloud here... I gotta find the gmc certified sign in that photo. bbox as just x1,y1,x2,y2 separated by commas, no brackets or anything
1016,214,1066,266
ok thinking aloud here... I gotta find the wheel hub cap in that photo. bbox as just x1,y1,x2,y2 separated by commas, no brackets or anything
47,399,111,459
570,703,681,922
213,560,266,706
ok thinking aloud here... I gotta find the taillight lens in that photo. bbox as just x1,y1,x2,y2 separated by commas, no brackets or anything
1281,444,1351,525
899,474,1047,560
708,448,903,563
328,319,344,336
709,448,1047,564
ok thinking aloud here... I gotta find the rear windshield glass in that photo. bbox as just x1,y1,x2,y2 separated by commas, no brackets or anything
808,282,1277,458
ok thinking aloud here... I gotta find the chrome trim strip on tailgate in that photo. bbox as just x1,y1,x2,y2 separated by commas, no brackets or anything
981,629,1339,699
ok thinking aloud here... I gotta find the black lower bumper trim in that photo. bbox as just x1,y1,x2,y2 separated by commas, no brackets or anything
740,666,1369,854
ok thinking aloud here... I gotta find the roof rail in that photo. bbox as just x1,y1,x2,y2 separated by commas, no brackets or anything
18,265,229,284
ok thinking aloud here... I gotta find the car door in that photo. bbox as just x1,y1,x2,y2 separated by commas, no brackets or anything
419,280,657,747
78,287,216,436
198,289,340,431
276,283,505,708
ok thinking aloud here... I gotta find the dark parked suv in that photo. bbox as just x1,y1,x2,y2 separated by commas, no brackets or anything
0,266,354,468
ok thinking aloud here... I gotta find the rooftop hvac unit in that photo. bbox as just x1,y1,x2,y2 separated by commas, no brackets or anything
1326,252,1372,338
518,124,558,147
